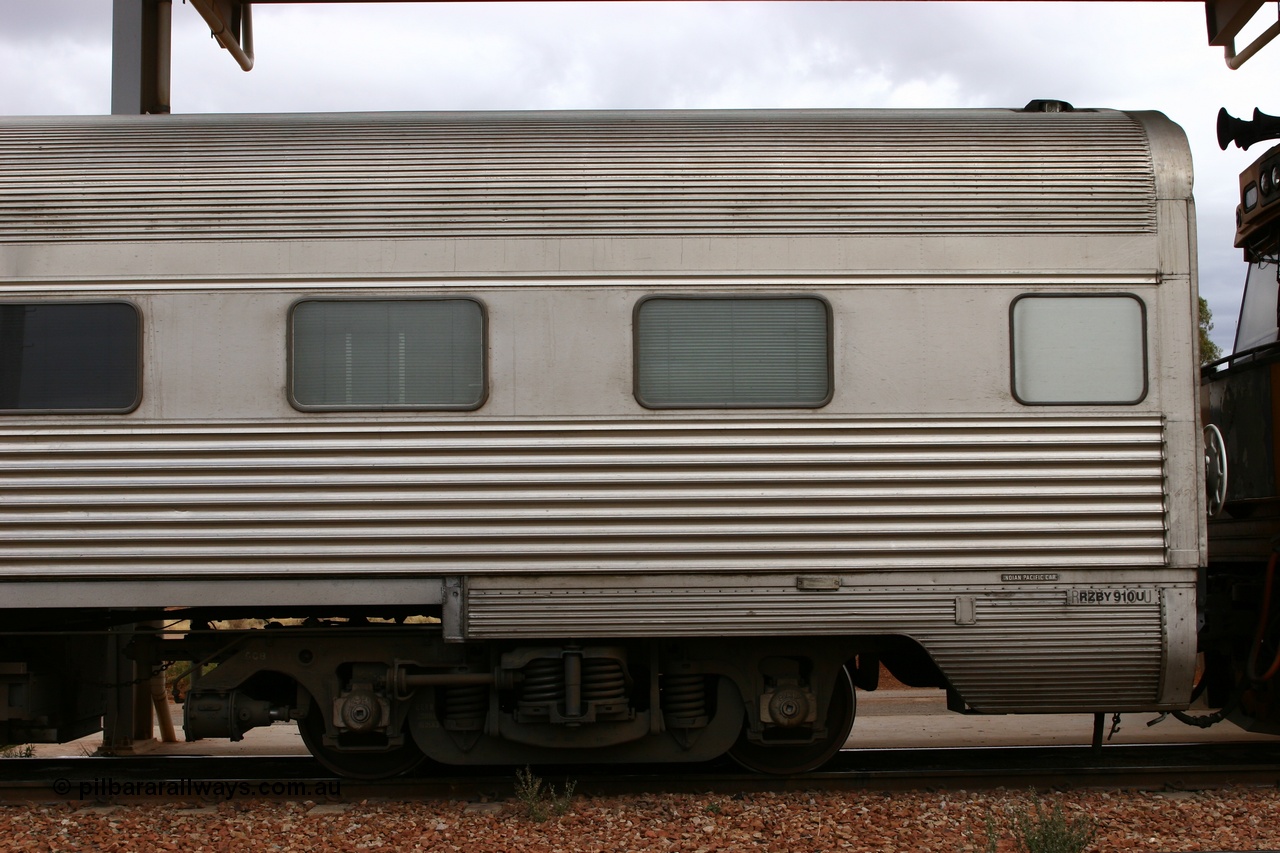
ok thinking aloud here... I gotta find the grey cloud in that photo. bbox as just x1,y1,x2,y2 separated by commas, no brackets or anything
2,0,110,42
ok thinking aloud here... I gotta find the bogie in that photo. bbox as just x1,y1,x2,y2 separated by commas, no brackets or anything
151,622,873,777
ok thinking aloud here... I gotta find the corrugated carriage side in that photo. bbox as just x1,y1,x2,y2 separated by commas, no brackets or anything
0,106,1203,776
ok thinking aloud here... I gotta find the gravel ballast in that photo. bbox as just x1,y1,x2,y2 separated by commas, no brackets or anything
2,788,1279,852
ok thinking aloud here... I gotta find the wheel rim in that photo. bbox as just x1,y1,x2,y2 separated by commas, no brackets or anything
727,667,855,775
1204,423,1229,517
297,693,426,780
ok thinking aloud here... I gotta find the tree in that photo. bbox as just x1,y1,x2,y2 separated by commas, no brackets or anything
1200,296,1223,365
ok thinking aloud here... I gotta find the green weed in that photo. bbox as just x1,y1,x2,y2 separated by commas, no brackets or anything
514,766,576,822
977,793,1096,853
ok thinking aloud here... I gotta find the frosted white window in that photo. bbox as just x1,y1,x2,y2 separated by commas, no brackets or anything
292,299,485,409
1011,295,1146,404
636,297,830,408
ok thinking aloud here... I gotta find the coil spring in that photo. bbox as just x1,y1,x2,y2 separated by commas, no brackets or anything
442,684,487,726
661,673,708,718
581,658,628,703
520,658,565,704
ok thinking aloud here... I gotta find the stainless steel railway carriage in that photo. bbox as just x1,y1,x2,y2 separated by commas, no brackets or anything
0,104,1206,778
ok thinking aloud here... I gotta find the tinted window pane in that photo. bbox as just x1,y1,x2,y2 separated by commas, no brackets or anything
292,300,485,409
1234,260,1279,352
1011,295,1147,404
636,298,830,407
0,303,139,411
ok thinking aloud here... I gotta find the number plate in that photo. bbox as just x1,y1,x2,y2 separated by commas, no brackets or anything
1067,588,1154,605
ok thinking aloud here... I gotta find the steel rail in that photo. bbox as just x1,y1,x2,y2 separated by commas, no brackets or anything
2,743,1277,804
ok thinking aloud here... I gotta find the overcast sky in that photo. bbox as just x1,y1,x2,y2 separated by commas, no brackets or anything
4,1,1279,351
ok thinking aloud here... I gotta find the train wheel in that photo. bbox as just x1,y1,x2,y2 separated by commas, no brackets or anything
727,667,855,775
297,697,426,780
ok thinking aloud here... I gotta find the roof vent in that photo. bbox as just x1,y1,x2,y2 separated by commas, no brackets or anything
1022,99,1075,113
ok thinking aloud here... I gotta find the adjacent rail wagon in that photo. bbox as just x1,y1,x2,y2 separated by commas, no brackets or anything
0,105,1205,777
1198,108,1280,736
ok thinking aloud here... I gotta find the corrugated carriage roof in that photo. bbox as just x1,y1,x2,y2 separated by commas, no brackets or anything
0,108,1156,243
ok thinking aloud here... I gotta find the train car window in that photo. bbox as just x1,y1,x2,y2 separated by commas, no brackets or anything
0,302,140,413
1010,294,1147,405
290,299,486,410
635,296,831,408
1233,261,1279,352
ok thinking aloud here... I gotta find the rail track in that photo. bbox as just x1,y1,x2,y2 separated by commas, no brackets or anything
3,743,1278,804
